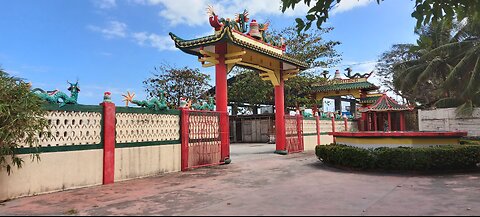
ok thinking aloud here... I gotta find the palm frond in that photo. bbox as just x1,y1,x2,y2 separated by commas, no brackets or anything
401,63,427,90
444,49,477,88
419,40,476,61
416,56,443,85
434,97,463,108
464,56,480,97
455,100,474,117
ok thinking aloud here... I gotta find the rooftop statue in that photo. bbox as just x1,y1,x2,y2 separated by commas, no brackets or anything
122,91,168,111
344,67,374,79
32,81,80,107
207,6,285,50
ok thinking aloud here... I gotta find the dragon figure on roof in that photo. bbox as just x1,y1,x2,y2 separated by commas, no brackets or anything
207,5,285,49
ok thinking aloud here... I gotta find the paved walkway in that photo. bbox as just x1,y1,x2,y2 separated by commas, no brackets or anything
1,143,480,215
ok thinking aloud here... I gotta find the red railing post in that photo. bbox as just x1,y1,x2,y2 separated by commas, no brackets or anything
180,108,189,171
101,98,115,185
331,114,336,143
344,116,348,132
316,115,321,146
220,112,231,163
296,114,303,152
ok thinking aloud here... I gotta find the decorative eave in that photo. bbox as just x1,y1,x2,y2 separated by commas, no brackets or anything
360,94,414,112
312,77,378,93
359,95,382,104
169,27,309,70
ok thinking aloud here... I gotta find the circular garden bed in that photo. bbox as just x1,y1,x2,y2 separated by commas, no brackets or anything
316,144,480,172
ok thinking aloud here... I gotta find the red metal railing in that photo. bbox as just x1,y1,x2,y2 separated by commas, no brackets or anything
285,114,304,153
181,109,227,171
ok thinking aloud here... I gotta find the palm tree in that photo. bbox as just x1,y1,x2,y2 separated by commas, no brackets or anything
394,16,480,116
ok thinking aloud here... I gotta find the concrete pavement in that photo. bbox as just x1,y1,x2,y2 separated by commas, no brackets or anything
1,143,479,215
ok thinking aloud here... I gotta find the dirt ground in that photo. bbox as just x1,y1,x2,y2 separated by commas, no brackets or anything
1,143,480,216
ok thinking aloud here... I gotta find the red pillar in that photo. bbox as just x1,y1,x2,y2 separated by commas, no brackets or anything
313,105,321,145
344,116,348,131
215,42,230,163
331,114,336,143
400,112,406,131
275,75,287,154
388,112,392,131
180,108,189,171
101,101,115,185
374,112,378,131
360,112,367,131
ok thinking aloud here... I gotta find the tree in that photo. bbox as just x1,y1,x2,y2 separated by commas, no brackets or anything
228,25,339,110
144,64,212,108
281,0,480,33
0,68,47,175
376,44,419,103
383,17,480,116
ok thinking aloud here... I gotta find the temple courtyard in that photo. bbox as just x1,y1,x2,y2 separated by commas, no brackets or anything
1,143,479,216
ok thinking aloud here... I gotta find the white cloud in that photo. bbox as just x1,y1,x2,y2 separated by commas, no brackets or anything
331,0,373,15
88,21,128,39
132,32,176,51
131,0,309,26
93,0,117,9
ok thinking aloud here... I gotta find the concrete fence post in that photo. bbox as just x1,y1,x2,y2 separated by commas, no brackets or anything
101,94,116,185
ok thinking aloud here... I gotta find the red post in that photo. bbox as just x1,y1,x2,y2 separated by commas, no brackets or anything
275,75,287,154
180,108,189,171
388,112,392,131
374,112,378,131
313,105,320,145
331,114,336,143
344,116,348,132
296,114,304,152
400,112,406,131
215,43,230,163
360,112,367,131
101,101,115,185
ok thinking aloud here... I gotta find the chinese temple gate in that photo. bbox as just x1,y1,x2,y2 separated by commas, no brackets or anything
169,7,308,155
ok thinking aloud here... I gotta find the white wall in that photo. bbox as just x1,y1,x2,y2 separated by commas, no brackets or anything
418,108,480,137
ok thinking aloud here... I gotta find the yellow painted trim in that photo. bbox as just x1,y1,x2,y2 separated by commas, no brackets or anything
225,58,243,64
199,50,219,58
315,90,361,100
198,57,218,63
225,51,246,58
283,69,299,74
202,62,217,68
237,62,279,86
336,137,460,145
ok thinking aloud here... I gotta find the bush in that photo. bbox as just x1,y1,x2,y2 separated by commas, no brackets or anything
0,69,47,175
316,144,480,172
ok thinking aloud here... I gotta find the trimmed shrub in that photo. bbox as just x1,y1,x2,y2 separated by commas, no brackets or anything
316,144,480,172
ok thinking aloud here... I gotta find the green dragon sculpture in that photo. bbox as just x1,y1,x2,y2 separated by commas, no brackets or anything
192,96,215,111
122,90,168,111
32,81,80,107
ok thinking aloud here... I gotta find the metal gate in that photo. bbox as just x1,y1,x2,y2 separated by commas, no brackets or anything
285,115,304,153
181,110,226,171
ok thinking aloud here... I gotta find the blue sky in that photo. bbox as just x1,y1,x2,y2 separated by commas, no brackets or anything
0,0,418,107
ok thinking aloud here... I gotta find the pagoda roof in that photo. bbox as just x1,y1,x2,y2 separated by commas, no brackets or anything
360,94,413,112
359,95,382,104
169,27,309,70
312,78,378,93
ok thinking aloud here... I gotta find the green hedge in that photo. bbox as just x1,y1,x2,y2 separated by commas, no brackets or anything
316,144,480,171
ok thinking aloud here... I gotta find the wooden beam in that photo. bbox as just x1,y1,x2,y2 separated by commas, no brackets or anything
225,58,243,65
199,50,219,58
237,62,280,86
225,51,246,58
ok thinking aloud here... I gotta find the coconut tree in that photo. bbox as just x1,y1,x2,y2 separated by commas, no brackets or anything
394,16,480,116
